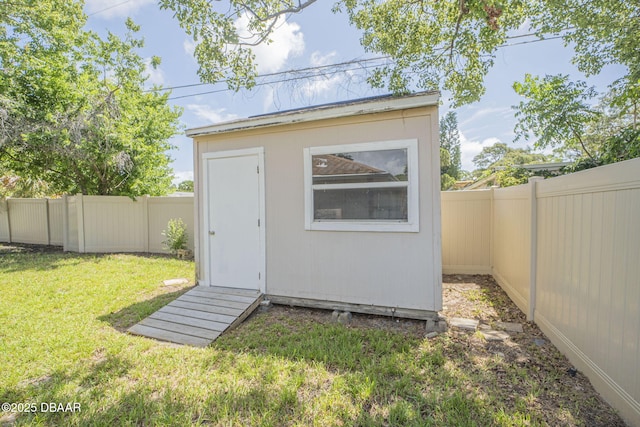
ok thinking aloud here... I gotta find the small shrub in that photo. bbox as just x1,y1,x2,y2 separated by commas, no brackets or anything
162,218,188,255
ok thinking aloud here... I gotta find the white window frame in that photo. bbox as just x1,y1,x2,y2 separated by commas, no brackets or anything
303,139,419,232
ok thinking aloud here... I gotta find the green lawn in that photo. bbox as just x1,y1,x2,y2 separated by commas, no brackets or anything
0,246,622,426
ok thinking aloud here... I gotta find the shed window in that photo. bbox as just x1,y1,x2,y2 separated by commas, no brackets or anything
304,140,419,232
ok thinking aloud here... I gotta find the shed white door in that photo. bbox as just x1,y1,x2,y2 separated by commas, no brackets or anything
204,150,264,291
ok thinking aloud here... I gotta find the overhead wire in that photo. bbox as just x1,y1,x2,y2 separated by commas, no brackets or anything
160,33,570,100
82,0,573,99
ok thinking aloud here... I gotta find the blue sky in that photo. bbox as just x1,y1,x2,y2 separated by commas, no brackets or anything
84,0,626,183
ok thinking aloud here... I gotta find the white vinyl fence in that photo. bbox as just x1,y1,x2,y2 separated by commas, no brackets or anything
0,195,194,254
441,157,640,426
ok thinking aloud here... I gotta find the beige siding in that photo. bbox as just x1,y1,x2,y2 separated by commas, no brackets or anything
147,197,195,253
7,199,49,244
534,158,640,425
194,108,442,312
492,184,531,314
441,190,492,274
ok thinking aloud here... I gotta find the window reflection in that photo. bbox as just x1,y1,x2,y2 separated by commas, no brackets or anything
312,149,408,185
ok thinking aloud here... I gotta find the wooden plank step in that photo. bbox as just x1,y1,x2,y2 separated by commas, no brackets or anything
160,305,236,324
187,289,259,304
149,311,230,332
128,286,263,347
178,294,250,310
137,317,221,340
169,299,244,317
201,286,261,297
128,324,212,347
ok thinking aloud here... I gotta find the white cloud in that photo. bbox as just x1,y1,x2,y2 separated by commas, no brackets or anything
173,170,193,184
459,106,513,129
144,58,166,86
310,51,337,67
298,74,345,98
183,39,196,58
186,104,239,124
85,0,154,19
235,14,304,74
459,132,502,172
262,86,276,111
296,50,345,98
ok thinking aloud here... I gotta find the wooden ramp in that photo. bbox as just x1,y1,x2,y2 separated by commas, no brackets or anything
128,286,263,347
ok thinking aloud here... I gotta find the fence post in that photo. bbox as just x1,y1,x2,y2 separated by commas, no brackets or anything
62,195,69,251
77,194,85,253
142,195,149,253
489,186,497,273
1,198,11,243
528,176,543,321
44,199,51,246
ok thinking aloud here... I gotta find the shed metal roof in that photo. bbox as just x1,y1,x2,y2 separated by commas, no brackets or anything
185,91,439,138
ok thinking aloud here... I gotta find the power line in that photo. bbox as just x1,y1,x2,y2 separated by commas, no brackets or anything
167,60,385,100
87,0,132,17
150,56,391,93
159,34,569,100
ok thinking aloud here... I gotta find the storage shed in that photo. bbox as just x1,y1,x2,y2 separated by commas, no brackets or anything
186,91,442,320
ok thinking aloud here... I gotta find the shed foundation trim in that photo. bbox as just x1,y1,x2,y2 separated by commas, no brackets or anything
267,294,439,321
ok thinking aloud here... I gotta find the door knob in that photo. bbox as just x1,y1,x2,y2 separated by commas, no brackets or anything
209,230,215,235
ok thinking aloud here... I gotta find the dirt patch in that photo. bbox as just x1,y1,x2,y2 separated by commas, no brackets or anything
0,242,63,254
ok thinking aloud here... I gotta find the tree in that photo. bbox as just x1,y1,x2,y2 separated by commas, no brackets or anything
333,0,639,106
471,142,554,186
513,76,640,167
158,0,318,90
177,180,194,192
0,2,181,197
513,74,599,160
439,112,462,190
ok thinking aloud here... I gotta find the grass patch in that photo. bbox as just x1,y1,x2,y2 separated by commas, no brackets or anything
0,246,624,426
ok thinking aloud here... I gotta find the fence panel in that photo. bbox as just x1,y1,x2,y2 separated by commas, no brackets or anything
492,184,531,315
81,196,146,252
147,197,194,253
441,190,492,274
534,158,640,425
65,196,79,252
7,199,49,245
48,199,64,246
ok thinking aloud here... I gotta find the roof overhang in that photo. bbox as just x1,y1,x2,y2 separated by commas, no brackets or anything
185,91,440,138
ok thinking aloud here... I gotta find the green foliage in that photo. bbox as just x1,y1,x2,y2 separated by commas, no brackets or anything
530,1,640,105
472,142,551,172
600,128,640,164
514,75,640,169
0,1,182,196
440,112,462,179
334,1,639,107
162,218,189,254
0,169,53,198
177,180,194,192
441,173,456,191
513,74,599,160
158,0,316,89
337,0,529,105
471,142,556,187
